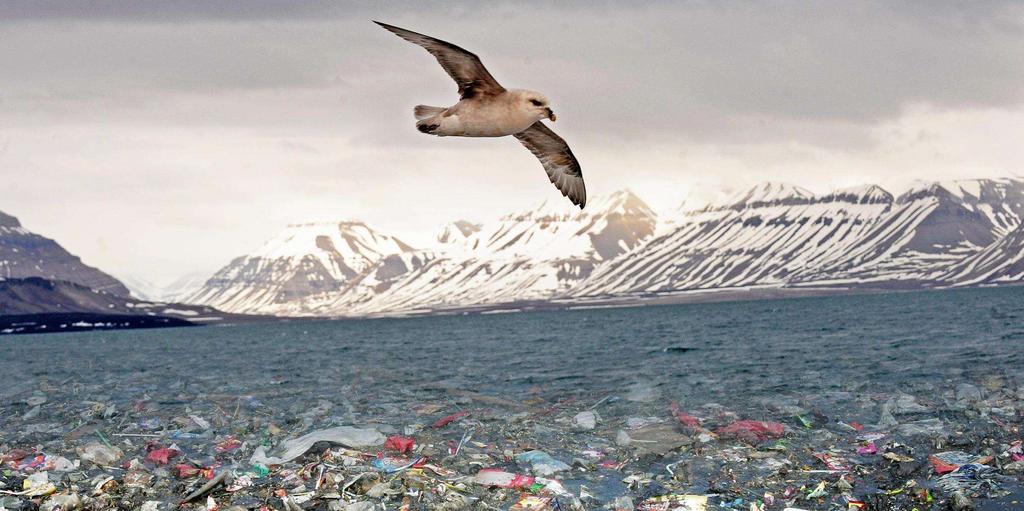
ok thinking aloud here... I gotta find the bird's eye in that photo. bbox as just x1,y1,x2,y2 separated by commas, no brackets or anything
530,99,543,107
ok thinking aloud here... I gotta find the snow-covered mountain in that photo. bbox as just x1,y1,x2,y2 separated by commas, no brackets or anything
159,272,212,302
788,179,1024,286
333,189,658,314
0,210,131,296
574,183,896,295
941,225,1024,286
183,221,420,314
187,190,658,315
118,271,212,302
435,220,482,245
576,178,1024,296
185,179,1024,316
714,182,817,210
117,273,161,301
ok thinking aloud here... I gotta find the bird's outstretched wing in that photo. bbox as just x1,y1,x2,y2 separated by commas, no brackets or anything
374,21,506,99
514,122,586,209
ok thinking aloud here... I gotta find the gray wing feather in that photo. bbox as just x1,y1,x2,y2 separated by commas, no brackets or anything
374,21,506,99
514,122,586,209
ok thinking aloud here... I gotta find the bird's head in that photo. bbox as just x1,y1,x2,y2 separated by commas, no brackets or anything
516,90,556,122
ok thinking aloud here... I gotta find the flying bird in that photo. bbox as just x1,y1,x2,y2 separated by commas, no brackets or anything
374,21,586,208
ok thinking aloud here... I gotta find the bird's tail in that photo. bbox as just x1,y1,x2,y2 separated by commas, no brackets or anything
414,105,445,120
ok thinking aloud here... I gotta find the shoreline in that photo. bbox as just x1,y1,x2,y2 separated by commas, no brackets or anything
5,282,1022,335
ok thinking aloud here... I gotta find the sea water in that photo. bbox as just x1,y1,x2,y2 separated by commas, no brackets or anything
3,286,1022,411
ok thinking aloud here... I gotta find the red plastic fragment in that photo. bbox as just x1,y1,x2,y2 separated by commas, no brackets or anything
215,436,242,453
668,402,701,429
146,447,180,465
675,412,701,429
384,435,416,453
929,455,961,474
857,442,878,455
432,411,470,428
715,420,785,444
814,452,850,471
1,449,32,463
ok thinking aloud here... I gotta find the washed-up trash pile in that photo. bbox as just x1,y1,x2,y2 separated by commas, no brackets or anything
2,375,1023,511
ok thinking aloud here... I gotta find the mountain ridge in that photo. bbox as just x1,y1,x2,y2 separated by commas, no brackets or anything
184,178,1024,316
0,211,131,297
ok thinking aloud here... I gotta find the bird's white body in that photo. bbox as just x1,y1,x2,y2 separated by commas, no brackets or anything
375,21,587,208
416,89,552,137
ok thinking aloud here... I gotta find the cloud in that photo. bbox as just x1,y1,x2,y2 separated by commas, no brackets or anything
4,2,1023,130
3,1,1024,281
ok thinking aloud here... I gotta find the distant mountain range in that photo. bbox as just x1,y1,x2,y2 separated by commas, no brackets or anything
5,178,1022,321
579,179,1024,295
117,271,210,303
185,221,420,313
0,211,130,296
0,277,239,335
183,177,1024,316
0,212,255,333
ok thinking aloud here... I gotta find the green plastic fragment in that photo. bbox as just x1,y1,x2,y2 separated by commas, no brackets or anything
96,430,114,449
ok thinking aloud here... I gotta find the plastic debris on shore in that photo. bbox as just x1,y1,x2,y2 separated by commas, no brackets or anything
2,371,1024,511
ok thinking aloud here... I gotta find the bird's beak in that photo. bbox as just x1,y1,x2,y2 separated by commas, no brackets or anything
546,108,556,122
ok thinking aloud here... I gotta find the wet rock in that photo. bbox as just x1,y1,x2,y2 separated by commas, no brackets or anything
886,392,929,415
616,429,632,446
951,491,974,511
572,411,598,431
515,450,570,476
26,393,48,406
618,423,690,456
611,496,634,511
344,501,375,511
896,418,946,438
956,383,983,403
896,459,924,477
623,384,658,403
365,482,399,499
40,493,80,511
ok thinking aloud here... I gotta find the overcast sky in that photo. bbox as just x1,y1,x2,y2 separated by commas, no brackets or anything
3,1,1024,284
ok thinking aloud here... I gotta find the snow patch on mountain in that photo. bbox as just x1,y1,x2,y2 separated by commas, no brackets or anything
184,221,416,314
332,189,658,314
712,182,815,211
436,220,482,245
118,271,212,302
184,178,1024,316
943,223,1024,285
